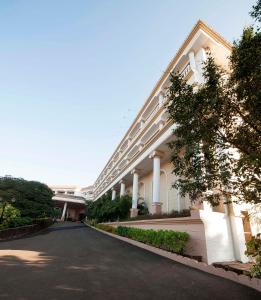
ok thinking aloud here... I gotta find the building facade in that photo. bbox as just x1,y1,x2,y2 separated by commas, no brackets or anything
50,185,94,221
93,21,260,264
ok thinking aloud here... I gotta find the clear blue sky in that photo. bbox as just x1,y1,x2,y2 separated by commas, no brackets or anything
0,0,255,186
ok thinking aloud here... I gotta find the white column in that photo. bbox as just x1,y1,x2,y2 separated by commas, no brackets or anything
149,151,163,214
197,47,207,83
149,151,162,203
61,202,67,221
203,201,213,212
158,92,164,108
131,170,139,209
120,180,126,197
111,188,116,200
153,156,161,203
189,51,199,82
177,188,181,212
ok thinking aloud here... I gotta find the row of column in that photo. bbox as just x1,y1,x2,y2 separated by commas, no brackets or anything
110,150,163,217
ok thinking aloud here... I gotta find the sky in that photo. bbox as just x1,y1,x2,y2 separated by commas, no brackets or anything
0,0,256,187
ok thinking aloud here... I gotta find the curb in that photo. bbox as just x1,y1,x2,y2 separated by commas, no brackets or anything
86,223,261,292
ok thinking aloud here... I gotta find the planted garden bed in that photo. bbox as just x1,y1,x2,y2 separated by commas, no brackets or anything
94,223,189,255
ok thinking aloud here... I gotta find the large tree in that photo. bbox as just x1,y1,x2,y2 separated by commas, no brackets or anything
0,176,54,222
166,2,261,206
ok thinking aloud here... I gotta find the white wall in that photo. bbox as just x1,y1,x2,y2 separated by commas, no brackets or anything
199,210,237,264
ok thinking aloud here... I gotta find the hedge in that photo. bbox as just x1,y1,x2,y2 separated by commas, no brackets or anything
95,223,117,234
117,226,188,254
94,223,189,255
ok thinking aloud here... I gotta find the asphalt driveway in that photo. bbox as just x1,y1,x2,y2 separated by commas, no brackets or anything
0,222,259,300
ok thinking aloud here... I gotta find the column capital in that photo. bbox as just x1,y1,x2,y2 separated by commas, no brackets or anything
149,150,164,159
131,168,140,175
119,179,126,184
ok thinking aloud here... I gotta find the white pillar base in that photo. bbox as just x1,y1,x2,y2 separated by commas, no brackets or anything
130,208,139,218
151,202,162,215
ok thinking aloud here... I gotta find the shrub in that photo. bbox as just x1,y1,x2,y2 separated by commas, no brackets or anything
116,226,189,254
95,223,116,234
245,234,261,278
3,216,33,228
137,200,149,215
86,194,132,223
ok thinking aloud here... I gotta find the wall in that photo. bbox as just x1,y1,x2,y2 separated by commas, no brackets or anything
106,215,208,262
199,210,237,264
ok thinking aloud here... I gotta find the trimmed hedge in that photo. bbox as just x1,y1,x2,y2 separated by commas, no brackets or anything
94,223,189,255
116,226,188,254
95,223,116,234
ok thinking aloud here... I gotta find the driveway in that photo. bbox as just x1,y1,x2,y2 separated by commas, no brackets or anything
0,222,259,300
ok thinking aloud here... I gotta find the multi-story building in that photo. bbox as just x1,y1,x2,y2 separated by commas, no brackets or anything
93,20,260,264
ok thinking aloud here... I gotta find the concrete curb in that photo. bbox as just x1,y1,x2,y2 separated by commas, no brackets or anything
86,224,261,292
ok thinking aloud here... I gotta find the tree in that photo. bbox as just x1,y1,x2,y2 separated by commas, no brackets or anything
0,176,19,222
166,2,261,206
86,194,132,223
0,176,54,224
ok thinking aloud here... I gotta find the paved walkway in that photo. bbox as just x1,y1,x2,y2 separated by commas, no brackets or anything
0,222,259,300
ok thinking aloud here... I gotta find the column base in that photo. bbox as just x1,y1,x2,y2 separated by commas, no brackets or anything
151,202,162,215
130,208,139,218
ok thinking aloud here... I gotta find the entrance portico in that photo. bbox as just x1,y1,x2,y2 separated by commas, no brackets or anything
53,194,86,222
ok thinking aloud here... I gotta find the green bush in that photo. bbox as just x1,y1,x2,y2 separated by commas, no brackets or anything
0,176,54,221
116,226,189,254
86,194,132,223
95,223,116,234
245,234,261,278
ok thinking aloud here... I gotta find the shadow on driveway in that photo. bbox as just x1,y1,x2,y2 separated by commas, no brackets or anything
0,222,259,300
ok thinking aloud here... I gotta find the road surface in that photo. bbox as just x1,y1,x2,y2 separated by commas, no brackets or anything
0,222,259,300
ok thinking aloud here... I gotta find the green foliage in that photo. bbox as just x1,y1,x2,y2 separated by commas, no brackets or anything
245,234,261,278
0,176,54,227
137,200,149,215
126,209,191,221
95,223,117,234
0,203,30,229
0,203,20,222
250,0,261,22
116,226,189,254
86,194,132,222
166,3,261,205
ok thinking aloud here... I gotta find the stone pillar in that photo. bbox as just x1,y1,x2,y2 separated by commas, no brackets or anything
111,188,116,200
120,180,126,197
130,169,139,218
61,202,67,221
150,151,163,215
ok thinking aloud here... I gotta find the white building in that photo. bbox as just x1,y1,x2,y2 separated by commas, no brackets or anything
50,185,94,200
93,20,260,264
49,185,94,221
